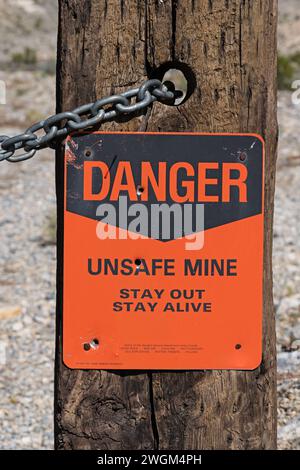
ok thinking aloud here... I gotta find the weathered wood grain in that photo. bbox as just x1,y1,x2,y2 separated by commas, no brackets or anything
55,0,277,449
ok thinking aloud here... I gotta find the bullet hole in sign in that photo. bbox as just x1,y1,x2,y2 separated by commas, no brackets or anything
90,338,99,349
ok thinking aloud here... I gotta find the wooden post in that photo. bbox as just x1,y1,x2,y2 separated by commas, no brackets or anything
55,0,278,450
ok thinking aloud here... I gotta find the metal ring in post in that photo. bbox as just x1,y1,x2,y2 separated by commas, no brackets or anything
115,90,155,113
6,148,37,163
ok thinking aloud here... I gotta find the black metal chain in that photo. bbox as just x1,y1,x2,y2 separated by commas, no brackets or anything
0,79,175,163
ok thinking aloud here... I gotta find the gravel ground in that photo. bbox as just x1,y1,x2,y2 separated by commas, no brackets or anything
0,88,299,450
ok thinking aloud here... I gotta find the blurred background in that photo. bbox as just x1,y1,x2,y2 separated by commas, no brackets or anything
0,0,299,450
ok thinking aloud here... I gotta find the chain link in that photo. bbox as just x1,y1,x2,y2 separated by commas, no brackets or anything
0,79,175,163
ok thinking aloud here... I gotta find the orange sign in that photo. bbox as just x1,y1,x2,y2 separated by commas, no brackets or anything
63,132,264,370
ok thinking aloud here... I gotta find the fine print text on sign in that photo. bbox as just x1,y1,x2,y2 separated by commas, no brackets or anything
63,132,264,370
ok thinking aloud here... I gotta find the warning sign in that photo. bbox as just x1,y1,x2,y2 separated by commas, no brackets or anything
63,132,264,370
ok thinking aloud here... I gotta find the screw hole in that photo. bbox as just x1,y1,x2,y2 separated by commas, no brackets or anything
235,344,242,350
83,343,91,351
137,185,144,196
135,258,142,267
85,149,92,158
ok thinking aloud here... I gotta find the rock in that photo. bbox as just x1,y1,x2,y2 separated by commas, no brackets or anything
0,306,21,320
11,321,23,332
